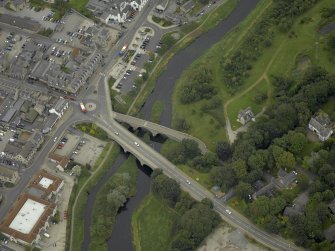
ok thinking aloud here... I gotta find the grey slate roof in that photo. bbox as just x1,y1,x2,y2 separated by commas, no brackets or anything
309,115,332,138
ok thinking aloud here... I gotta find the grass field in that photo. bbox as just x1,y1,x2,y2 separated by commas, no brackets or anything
132,194,178,251
172,0,335,139
227,79,269,130
70,0,89,10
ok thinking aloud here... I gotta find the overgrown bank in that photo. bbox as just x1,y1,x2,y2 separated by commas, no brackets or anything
88,156,138,250
132,170,221,251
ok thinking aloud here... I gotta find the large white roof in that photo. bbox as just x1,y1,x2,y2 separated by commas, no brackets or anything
9,199,46,234
38,177,53,189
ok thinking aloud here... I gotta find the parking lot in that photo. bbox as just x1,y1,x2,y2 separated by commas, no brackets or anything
52,11,92,50
53,133,80,157
72,134,105,167
0,6,57,30
111,28,162,94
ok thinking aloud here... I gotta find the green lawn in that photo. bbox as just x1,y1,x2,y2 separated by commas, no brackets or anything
150,101,164,123
132,194,178,251
172,0,271,145
321,95,335,121
160,140,212,188
172,0,335,143
70,0,89,10
178,165,212,189
227,79,269,130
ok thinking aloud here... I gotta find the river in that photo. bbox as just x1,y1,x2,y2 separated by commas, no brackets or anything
82,0,259,250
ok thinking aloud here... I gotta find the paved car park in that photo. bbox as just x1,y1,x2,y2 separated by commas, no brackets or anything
53,133,80,157
72,134,105,167
111,27,162,94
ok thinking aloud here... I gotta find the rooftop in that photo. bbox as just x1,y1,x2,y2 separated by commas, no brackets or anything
0,194,56,244
9,198,45,234
28,169,63,200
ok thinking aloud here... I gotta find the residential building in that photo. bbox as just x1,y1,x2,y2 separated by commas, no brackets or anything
48,98,68,118
48,152,70,171
308,112,333,141
237,107,255,125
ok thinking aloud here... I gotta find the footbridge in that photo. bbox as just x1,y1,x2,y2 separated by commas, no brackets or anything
113,112,208,154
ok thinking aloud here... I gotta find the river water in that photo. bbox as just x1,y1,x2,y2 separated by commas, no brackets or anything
82,0,259,250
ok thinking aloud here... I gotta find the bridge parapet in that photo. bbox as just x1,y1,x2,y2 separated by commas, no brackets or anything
113,112,208,154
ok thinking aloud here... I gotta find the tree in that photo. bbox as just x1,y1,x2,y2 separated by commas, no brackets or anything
151,169,163,179
322,189,334,202
248,196,270,220
192,152,218,171
181,139,201,159
236,182,253,200
297,173,310,191
201,198,213,209
209,165,237,190
216,141,231,161
180,204,221,246
274,149,296,171
152,174,181,206
247,150,268,171
107,185,129,209
232,160,247,180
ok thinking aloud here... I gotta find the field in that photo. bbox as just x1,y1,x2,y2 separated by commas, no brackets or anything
172,0,335,141
70,0,89,11
227,79,269,130
132,194,178,251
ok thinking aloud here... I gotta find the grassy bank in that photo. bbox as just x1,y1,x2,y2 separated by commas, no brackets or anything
128,0,240,116
150,101,164,123
88,156,138,250
132,194,178,251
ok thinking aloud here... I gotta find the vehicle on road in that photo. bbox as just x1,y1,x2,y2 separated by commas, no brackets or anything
53,137,57,142
119,44,128,56
186,179,191,185
225,209,232,215
79,102,87,113
114,131,119,135
134,141,140,147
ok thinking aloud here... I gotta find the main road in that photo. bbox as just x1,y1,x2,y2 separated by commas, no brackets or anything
94,116,301,251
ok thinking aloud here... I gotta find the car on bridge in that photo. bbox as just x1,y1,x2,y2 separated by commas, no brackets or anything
134,141,140,147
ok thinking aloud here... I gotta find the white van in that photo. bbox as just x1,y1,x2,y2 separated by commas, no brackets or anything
44,233,50,238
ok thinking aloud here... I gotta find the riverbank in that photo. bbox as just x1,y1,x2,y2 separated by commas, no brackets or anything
132,194,178,251
128,0,240,119
87,156,138,250
67,143,119,251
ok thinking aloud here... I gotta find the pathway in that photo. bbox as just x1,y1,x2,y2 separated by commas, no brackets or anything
69,144,114,251
224,41,285,143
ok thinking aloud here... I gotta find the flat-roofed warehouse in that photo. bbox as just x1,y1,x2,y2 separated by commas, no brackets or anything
0,194,56,246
